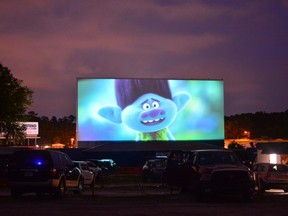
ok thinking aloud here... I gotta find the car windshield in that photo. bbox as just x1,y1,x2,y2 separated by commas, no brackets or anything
87,162,97,168
147,160,167,168
198,152,239,165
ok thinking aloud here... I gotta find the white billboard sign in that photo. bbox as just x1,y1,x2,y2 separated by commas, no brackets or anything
20,122,39,135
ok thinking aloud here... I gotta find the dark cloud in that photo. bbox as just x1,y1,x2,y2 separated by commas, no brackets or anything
0,0,287,117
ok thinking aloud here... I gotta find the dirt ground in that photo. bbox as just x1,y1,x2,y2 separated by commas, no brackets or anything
1,185,288,216
1,174,288,216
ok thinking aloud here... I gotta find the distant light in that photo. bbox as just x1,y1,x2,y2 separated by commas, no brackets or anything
270,154,277,164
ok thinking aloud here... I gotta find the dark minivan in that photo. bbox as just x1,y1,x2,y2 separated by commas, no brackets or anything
8,149,83,198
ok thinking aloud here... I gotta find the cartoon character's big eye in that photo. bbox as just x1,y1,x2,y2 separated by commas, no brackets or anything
142,103,150,110
152,101,159,108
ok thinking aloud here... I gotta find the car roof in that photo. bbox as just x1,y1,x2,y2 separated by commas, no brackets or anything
72,160,88,164
147,158,167,162
191,148,232,153
255,162,288,166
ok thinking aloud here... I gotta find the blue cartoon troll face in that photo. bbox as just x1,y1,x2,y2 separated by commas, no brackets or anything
98,79,190,141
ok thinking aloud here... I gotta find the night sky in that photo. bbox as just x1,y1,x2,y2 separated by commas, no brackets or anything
1,0,287,118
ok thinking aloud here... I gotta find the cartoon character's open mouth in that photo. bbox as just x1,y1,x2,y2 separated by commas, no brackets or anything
141,117,165,126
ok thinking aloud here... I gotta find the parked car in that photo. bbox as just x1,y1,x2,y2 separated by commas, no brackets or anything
253,162,288,193
165,149,256,201
86,161,102,180
142,156,167,182
8,149,83,199
72,161,95,187
87,159,117,175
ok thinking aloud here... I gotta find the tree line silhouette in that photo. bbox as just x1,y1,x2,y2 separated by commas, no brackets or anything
225,110,288,140
23,109,288,147
25,111,76,147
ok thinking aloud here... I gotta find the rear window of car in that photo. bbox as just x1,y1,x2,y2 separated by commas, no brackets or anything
269,164,288,172
255,164,266,172
10,151,51,167
198,152,239,165
80,163,90,171
147,160,167,168
87,162,97,168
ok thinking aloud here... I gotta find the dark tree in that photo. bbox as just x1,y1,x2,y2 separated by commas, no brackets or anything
0,64,33,145
225,110,288,140
25,112,76,147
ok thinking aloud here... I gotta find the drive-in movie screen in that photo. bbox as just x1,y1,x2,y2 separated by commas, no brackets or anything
77,78,224,143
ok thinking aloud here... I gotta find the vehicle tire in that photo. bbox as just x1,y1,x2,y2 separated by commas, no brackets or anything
74,178,84,194
195,190,205,202
90,175,96,188
242,188,254,202
194,183,205,202
142,174,148,182
96,172,101,181
258,180,265,193
54,178,66,199
11,187,22,199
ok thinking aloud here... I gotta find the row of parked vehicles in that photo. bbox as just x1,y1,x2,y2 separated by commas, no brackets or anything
5,148,288,201
6,149,116,199
142,149,288,201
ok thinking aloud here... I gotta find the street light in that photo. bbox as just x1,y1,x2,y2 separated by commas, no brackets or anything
244,130,250,139
70,138,74,148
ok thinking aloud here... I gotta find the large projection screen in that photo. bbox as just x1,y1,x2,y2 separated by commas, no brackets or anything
77,78,224,146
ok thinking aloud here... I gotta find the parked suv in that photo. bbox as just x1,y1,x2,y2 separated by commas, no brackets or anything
253,162,288,193
165,149,256,201
8,149,83,198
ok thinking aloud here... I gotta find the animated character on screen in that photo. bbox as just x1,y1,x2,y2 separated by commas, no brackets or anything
98,79,190,141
